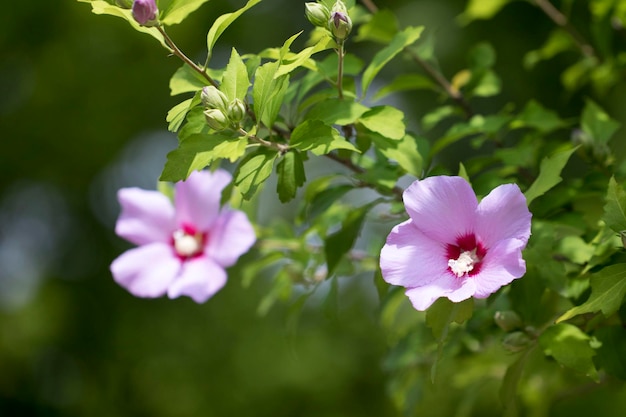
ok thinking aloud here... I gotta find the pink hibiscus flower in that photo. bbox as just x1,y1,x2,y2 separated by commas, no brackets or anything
110,169,256,303
380,176,532,310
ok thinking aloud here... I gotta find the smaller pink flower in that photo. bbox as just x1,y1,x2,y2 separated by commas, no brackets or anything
110,169,256,303
132,0,158,26
380,176,532,310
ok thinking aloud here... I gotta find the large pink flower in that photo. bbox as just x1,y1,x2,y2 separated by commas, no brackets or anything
380,176,532,310
110,169,256,303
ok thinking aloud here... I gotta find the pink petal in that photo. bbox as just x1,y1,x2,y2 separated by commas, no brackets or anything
380,220,449,288
110,243,180,298
405,273,476,310
205,209,256,268
403,176,478,245
167,256,227,303
175,169,232,231
476,183,532,248
116,188,176,245
472,238,527,298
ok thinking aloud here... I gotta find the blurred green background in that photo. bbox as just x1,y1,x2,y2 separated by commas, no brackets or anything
1,1,624,416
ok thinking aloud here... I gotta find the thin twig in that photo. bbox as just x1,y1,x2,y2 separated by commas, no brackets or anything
156,26,220,88
238,128,289,155
534,0,596,58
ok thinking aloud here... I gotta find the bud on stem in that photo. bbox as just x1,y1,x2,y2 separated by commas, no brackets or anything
132,0,159,27
329,1,352,42
305,2,330,28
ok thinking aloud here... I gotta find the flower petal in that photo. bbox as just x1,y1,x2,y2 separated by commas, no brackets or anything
115,188,176,245
175,169,232,231
476,183,532,248
167,256,227,303
472,238,526,298
205,209,256,268
380,220,449,288
403,176,478,244
110,243,180,298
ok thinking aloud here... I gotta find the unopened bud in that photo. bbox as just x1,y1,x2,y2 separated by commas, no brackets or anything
329,2,352,41
116,0,134,8
204,109,230,131
494,311,523,332
502,331,531,353
201,86,229,111
132,0,159,27
305,2,330,28
228,99,247,125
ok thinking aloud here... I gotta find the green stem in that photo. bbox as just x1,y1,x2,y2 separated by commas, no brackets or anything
238,128,289,155
336,41,345,99
156,25,219,88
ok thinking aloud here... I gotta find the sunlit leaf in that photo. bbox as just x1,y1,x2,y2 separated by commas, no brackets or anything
291,120,359,155
206,0,261,62
511,100,566,133
234,147,278,200
253,61,289,128
161,0,211,26
539,323,599,381
358,106,405,140
305,98,369,126
221,48,250,102
457,0,512,25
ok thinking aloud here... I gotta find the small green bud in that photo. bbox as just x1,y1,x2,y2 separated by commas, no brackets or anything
204,108,230,131
494,311,523,332
201,86,229,111
305,2,330,28
116,0,134,9
502,331,531,353
329,2,352,41
227,99,247,125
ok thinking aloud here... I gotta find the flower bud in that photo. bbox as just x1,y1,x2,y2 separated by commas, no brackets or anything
201,86,229,111
116,0,134,9
227,99,247,125
494,311,523,332
329,2,352,41
204,109,230,131
305,2,330,28
132,0,159,27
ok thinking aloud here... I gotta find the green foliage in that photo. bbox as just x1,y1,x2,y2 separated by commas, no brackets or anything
160,0,212,26
539,323,599,381
524,147,578,206
205,0,261,62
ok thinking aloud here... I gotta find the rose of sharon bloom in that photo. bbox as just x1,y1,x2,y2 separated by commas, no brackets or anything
132,0,158,26
380,176,531,311
110,169,256,303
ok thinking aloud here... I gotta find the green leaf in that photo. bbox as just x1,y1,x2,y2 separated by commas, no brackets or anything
305,98,369,126
425,298,474,341
524,29,573,69
161,134,247,181
358,106,405,140
169,64,214,96
457,0,512,25
206,0,261,62
511,100,566,133
594,326,626,380
78,1,166,47
373,73,437,100
303,184,353,221
421,105,459,131
539,323,599,381
557,263,626,322
524,146,578,206
221,48,250,102
252,61,289,128
276,150,306,203
166,98,194,132
581,98,621,145
234,147,278,200
355,9,399,44
369,133,426,177
603,177,626,232
361,26,424,97
161,0,211,26
324,204,371,276
290,120,359,155
500,346,537,417
274,36,333,78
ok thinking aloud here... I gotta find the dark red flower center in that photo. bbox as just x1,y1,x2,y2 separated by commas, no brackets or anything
171,223,207,260
446,233,486,278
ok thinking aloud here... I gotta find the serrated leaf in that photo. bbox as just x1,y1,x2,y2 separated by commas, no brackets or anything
78,1,167,47
305,98,369,126
274,36,333,78
369,133,425,177
557,263,626,322
221,48,250,102
581,98,621,145
524,147,577,206
169,64,214,96
276,150,306,203
206,0,261,62
160,134,248,181
358,105,405,140
539,323,598,381
166,98,194,132
252,61,289,128
234,147,278,200
362,26,424,97
603,177,626,232
290,120,359,155
511,100,566,133
161,0,211,26
324,204,371,276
